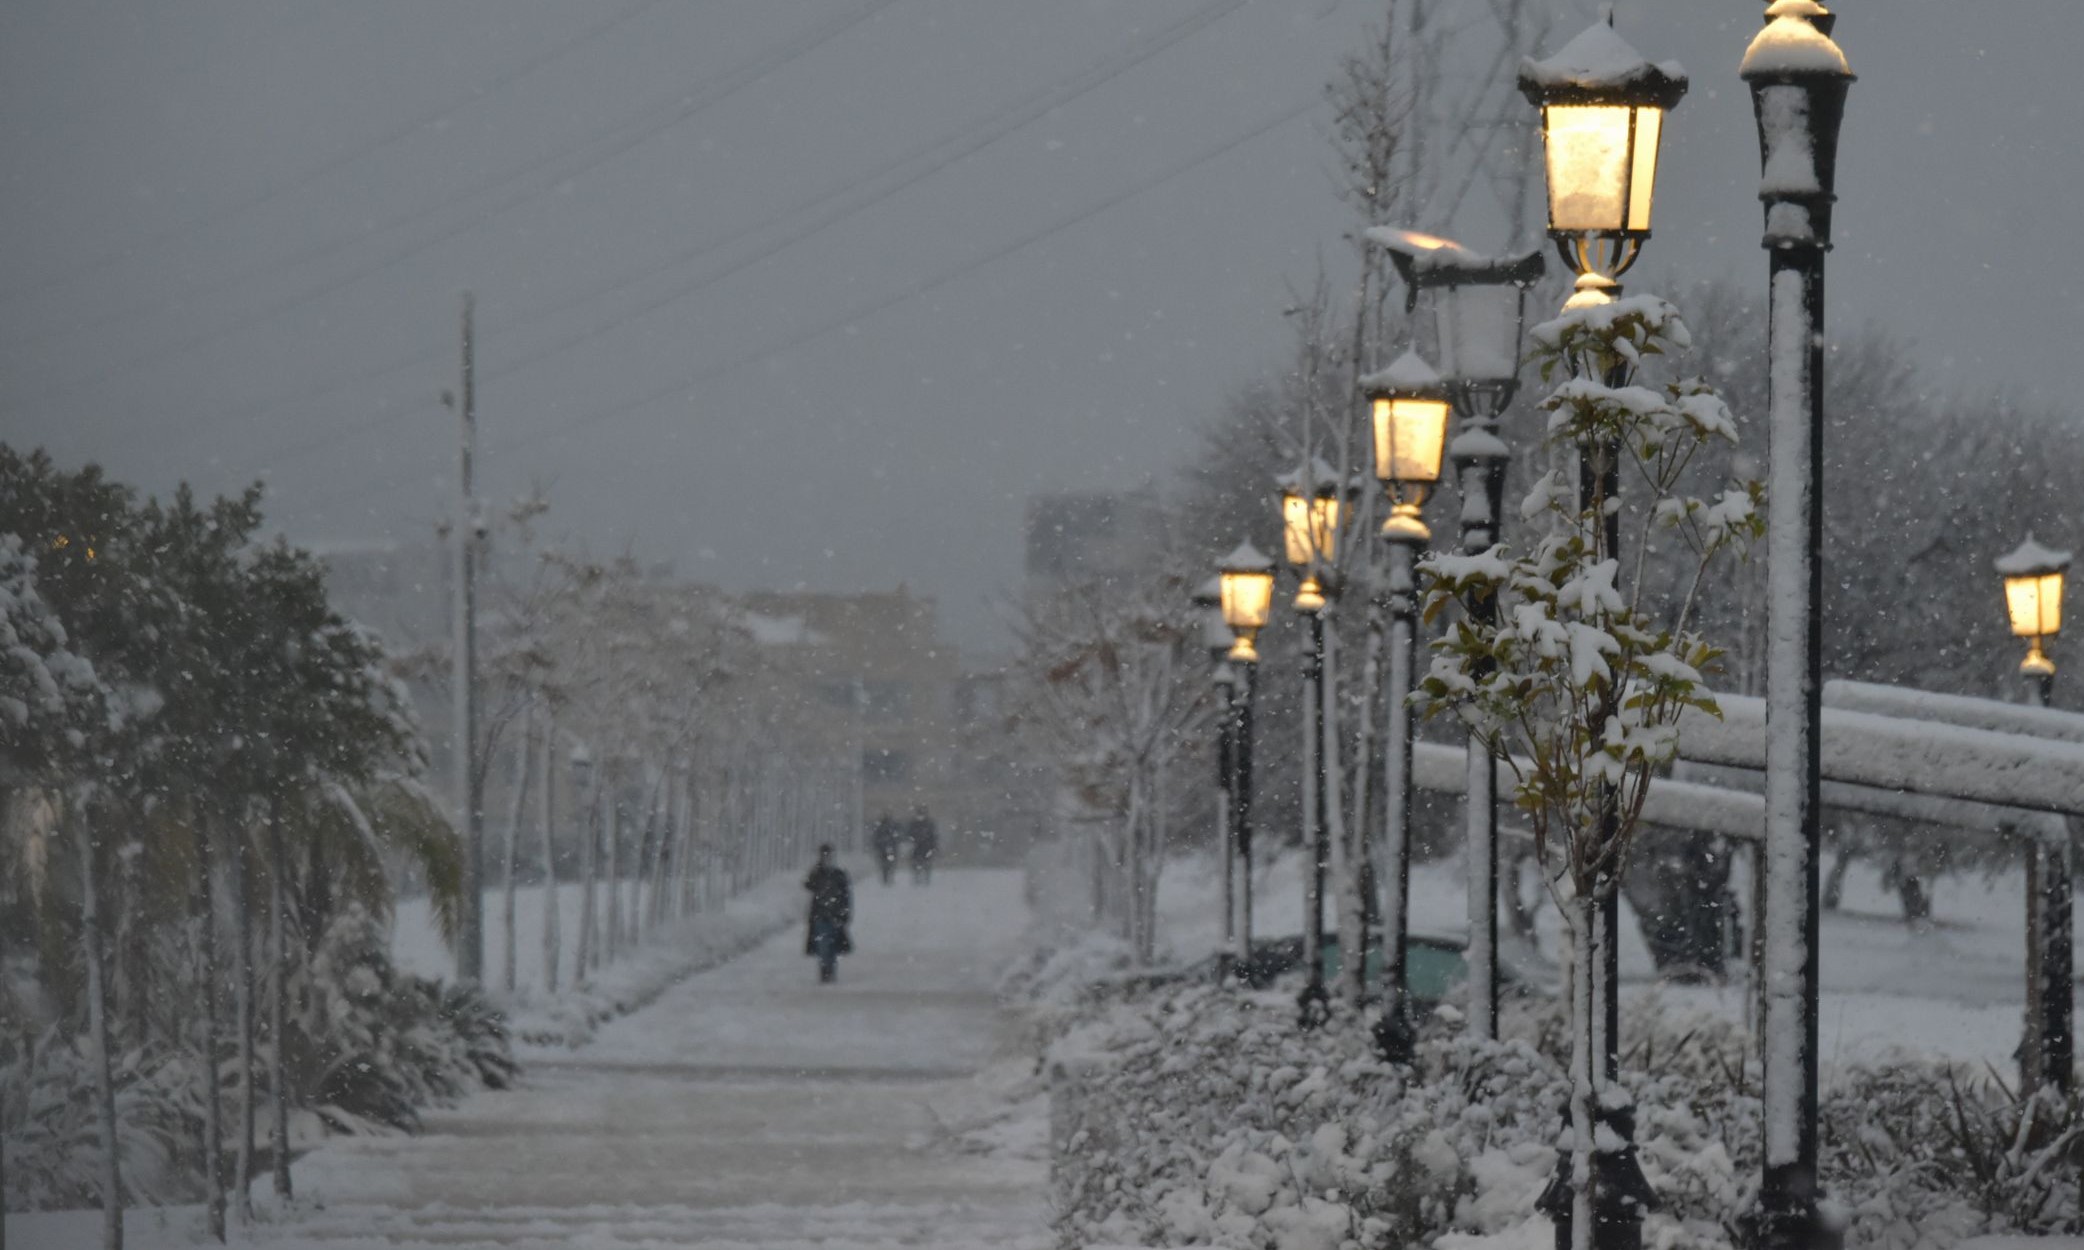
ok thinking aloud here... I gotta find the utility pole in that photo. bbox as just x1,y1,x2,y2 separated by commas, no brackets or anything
451,292,484,986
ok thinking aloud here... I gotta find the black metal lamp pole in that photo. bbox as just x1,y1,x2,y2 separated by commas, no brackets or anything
1741,5,1853,1249
1298,603,1333,1026
1234,657,1259,976
1215,660,1238,969
1375,526,1423,1062
1998,534,2074,1095
1219,543,1276,983
1360,347,1455,1061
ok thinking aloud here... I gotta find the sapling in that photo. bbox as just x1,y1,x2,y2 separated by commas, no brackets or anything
1412,293,1762,1250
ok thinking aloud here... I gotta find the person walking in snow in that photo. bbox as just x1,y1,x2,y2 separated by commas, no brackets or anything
906,805,938,885
804,844,854,983
871,812,902,885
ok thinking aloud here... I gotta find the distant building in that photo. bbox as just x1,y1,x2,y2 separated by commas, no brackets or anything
737,585,1040,863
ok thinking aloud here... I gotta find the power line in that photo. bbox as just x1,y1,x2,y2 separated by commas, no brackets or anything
162,0,1255,480
11,0,905,412
301,91,1321,518
2,1,671,312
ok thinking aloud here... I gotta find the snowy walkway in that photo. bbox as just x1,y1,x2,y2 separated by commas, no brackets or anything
35,868,1050,1250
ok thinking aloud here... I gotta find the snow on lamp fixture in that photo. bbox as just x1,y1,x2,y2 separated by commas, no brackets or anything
1219,543,1276,663
1997,535,2070,676
1370,227,1545,419
1518,13,1688,299
1362,352,1451,541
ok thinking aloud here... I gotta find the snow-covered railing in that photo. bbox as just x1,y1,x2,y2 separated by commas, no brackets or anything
1676,693,2084,822
1413,741,1764,842
1823,679,2084,745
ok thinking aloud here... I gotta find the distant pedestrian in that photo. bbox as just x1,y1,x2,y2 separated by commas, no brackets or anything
871,813,902,886
906,805,938,885
803,844,853,983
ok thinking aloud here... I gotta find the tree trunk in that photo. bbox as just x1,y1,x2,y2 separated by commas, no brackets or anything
76,806,125,1250
268,798,291,1200
501,705,535,995
194,812,226,1241
233,816,255,1225
1568,891,1596,1250
1821,846,1852,912
576,778,596,982
1324,621,1365,1011
1621,832,1733,982
539,718,560,994
606,784,623,962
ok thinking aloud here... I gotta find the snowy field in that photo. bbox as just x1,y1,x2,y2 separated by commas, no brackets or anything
1140,848,2083,1076
16,868,1050,1250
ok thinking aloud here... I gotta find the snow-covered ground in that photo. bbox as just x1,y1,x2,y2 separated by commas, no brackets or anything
1141,847,2081,1075
17,868,1051,1250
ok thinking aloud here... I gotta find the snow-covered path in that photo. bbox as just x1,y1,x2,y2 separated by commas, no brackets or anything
36,868,1050,1250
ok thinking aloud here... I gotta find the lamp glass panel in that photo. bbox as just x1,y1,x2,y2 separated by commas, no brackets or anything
1311,497,1341,563
1282,494,1312,565
1543,104,1633,234
2041,571,2064,636
2006,575,2043,638
1373,396,1451,485
1221,569,1274,630
1437,284,1523,385
1626,107,1663,231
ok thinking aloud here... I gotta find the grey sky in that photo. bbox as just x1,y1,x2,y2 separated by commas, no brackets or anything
3,1,2078,654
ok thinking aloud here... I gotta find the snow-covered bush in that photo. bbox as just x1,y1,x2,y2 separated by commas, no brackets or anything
286,903,514,1134
0,1030,207,1212
1045,982,2077,1250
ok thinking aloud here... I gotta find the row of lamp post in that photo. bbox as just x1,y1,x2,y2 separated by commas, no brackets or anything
1197,6,1865,1250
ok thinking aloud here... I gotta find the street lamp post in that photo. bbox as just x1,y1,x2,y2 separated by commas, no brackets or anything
1999,535,2073,1096
1280,465,1343,1027
1360,350,1452,1063
1738,5,1853,1249
1221,544,1277,979
1196,577,1241,972
1373,230,1545,1043
1521,15,1687,1091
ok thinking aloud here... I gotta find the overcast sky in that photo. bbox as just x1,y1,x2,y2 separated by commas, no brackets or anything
4,1,2080,655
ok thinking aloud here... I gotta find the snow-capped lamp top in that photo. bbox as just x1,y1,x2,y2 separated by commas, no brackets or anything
1518,14,1686,281
1740,1,1852,81
1518,17,1688,109
1360,350,1445,398
1997,535,2070,660
1216,542,1276,660
1995,534,2073,580
1272,456,1344,498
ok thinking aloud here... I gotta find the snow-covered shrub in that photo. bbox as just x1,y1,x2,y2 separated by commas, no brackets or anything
0,1029,207,1211
287,903,514,1134
1819,1063,2079,1244
1047,983,2078,1250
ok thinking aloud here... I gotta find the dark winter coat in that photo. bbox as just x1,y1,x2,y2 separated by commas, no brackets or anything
871,818,902,861
907,815,938,865
804,863,854,956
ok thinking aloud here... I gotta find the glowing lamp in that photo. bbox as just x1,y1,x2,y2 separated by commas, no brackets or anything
1997,535,2071,676
1361,352,1451,541
1218,543,1276,664
1518,17,1688,287
1277,460,1344,612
